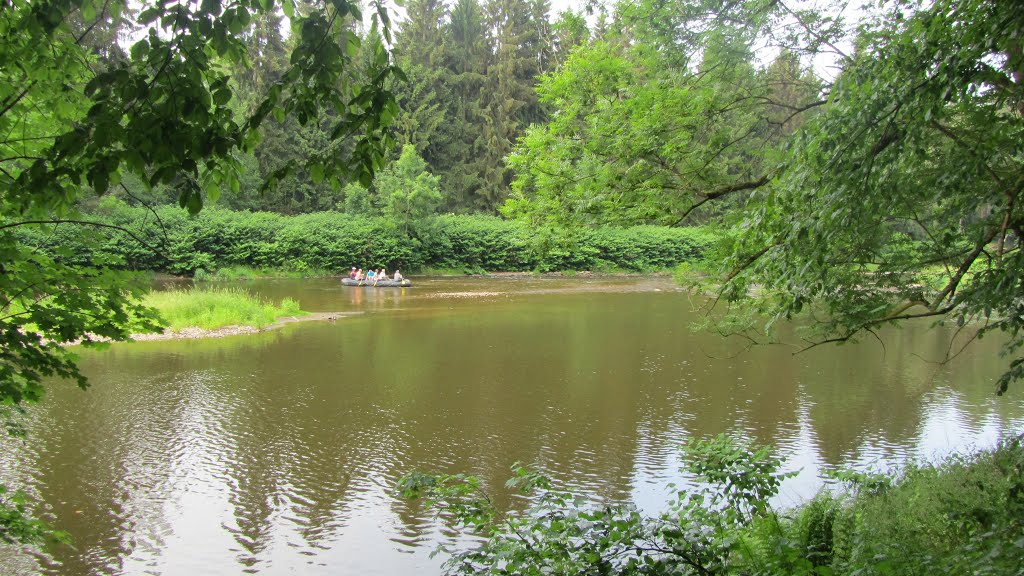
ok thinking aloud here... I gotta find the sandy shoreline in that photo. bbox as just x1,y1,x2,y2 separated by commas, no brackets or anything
74,312,363,344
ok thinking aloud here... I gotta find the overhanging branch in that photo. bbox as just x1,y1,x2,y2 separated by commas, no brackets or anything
671,173,772,226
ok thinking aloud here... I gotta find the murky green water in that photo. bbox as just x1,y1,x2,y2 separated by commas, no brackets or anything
2,276,1022,575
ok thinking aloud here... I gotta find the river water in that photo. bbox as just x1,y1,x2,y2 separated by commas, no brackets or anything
1,276,1022,575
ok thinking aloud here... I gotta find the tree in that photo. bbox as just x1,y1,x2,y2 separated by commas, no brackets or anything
1,0,398,543
503,19,789,227
438,0,490,211
550,9,589,64
341,181,377,215
503,0,1024,393
391,0,450,159
717,0,1024,394
375,144,443,235
477,0,550,211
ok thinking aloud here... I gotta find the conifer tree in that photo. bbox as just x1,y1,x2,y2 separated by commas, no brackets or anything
440,0,490,211
392,0,451,174
477,0,548,211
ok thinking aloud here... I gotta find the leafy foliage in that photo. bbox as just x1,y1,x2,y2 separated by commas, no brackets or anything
374,144,444,235
402,434,1024,576
17,202,719,275
0,486,69,546
715,0,1024,393
400,434,795,575
503,4,819,228
502,0,1024,392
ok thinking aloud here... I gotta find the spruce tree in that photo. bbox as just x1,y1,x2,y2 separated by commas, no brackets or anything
440,0,490,211
392,0,451,177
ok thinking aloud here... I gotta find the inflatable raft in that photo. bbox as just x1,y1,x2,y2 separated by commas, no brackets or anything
341,278,412,287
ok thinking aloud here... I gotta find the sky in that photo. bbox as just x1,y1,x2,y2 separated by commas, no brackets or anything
375,0,857,79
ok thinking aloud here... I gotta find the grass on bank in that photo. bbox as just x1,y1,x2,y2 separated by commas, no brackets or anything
193,265,333,281
142,287,305,331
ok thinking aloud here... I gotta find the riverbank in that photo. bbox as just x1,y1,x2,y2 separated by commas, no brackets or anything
105,287,357,343
163,268,678,282
125,311,361,341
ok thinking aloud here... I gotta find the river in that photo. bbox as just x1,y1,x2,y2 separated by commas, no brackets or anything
1,275,1022,575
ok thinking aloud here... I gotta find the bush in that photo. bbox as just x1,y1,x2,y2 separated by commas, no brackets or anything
37,202,719,275
425,215,537,272
827,437,1024,575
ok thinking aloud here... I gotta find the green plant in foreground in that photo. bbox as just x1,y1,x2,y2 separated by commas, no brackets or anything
0,486,69,546
401,435,1024,576
400,434,794,575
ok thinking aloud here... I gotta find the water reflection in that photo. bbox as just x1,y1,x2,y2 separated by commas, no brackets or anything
1,277,1022,575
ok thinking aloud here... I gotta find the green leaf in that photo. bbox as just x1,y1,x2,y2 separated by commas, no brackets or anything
186,189,203,214
213,88,231,105
138,7,160,25
81,2,97,23
200,0,222,16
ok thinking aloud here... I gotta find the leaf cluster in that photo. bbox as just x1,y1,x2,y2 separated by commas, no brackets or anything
718,0,1024,392
401,434,796,575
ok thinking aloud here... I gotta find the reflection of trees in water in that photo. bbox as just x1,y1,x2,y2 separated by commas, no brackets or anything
19,360,219,576
799,324,1012,467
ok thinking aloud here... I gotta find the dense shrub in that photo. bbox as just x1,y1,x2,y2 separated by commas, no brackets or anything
25,200,720,275
424,215,537,272
824,439,1024,575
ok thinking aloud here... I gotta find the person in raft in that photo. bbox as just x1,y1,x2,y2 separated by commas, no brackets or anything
393,269,403,281
367,269,376,282
356,268,363,281
349,267,357,279
379,267,387,281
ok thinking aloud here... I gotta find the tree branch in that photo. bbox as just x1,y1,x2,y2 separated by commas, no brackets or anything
931,226,999,310
671,173,772,226
777,0,850,62
0,219,164,255
930,120,1006,188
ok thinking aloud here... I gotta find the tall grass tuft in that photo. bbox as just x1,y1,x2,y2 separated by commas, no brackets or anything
143,288,305,331
196,266,333,281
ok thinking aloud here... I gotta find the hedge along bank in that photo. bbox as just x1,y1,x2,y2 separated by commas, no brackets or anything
14,199,721,275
